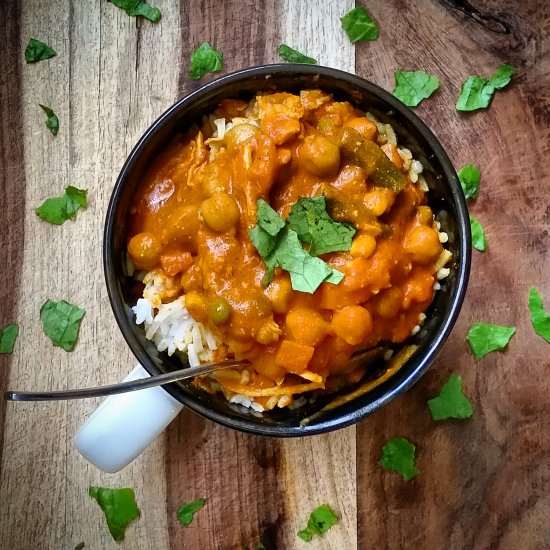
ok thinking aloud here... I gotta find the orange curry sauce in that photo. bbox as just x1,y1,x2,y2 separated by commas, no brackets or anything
127,90,444,409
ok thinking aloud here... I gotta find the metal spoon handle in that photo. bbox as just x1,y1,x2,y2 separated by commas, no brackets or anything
4,359,245,402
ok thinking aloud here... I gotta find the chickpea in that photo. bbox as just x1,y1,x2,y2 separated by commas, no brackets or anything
299,134,341,177
127,232,162,270
200,192,240,232
164,205,200,247
350,234,377,259
373,287,403,318
415,205,434,226
404,226,442,264
264,276,293,314
286,308,328,346
363,189,390,217
184,291,207,323
344,117,377,141
201,163,228,196
224,123,259,149
332,306,373,346
207,296,232,325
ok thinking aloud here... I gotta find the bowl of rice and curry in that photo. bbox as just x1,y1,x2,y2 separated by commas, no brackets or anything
104,64,470,436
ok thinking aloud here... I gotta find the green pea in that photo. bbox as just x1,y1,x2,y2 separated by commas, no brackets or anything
207,297,232,325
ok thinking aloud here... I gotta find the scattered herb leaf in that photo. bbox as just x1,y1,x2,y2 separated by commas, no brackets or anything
278,44,317,64
379,437,419,481
35,185,87,225
287,196,356,256
297,504,338,542
176,498,206,526
456,64,515,111
488,64,515,90
38,104,59,136
40,299,85,351
108,0,161,22
341,6,378,43
393,70,440,107
458,164,481,201
428,373,474,421
528,286,550,343
189,42,223,80
470,215,487,252
24,38,56,63
74,543,85,550
467,323,516,360
89,487,140,542
0,324,19,354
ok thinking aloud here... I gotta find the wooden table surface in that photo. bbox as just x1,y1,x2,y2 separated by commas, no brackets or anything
1,1,549,549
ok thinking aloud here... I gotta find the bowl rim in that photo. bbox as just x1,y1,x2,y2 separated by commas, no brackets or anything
104,63,471,436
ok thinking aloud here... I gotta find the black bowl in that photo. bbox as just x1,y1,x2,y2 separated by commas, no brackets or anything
104,64,471,436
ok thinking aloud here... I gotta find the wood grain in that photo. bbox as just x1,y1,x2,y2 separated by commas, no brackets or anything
0,0,549,549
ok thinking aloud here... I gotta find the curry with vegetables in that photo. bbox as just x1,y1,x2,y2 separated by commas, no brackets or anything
127,90,451,411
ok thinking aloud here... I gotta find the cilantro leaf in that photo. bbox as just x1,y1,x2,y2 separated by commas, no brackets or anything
176,498,206,526
0,324,19,354
470,215,487,252
456,75,493,111
427,373,474,421
24,38,56,63
379,437,419,481
528,286,550,343
74,544,85,550
35,185,87,225
456,65,515,112
458,164,480,201
488,64,515,90
287,196,356,256
40,299,85,351
108,0,161,22
393,70,440,107
297,504,338,542
189,42,223,80
256,198,285,236
38,104,59,136
341,7,378,43
278,44,317,65
89,487,140,542
267,228,334,293
467,323,516,360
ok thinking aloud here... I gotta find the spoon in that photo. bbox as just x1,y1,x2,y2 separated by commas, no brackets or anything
4,359,246,402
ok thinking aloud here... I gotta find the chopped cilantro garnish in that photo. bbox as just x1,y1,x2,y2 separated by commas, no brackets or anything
38,104,59,136
428,373,474,421
341,7,378,43
89,487,140,542
40,299,85,351
0,324,19,354
528,286,550,343
248,198,347,293
287,196,356,256
35,186,87,225
470,215,487,252
467,323,516,360
278,44,317,64
458,164,480,201
108,0,161,22
176,498,206,526
456,64,515,111
379,437,419,481
24,38,56,63
189,42,223,80
392,70,440,107
297,504,338,542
